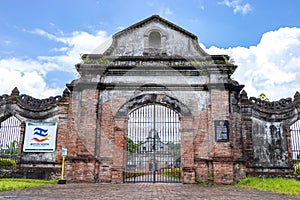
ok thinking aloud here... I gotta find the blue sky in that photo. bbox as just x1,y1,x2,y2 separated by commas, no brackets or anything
0,0,299,100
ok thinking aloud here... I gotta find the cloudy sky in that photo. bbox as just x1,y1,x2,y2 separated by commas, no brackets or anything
0,0,299,101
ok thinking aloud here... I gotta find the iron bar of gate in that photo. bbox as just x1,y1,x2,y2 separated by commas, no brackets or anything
153,104,156,183
291,121,300,160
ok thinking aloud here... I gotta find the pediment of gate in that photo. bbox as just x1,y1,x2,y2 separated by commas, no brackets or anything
73,15,241,92
91,15,209,58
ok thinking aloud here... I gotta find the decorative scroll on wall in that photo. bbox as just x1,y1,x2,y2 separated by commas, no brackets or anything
18,94,62,110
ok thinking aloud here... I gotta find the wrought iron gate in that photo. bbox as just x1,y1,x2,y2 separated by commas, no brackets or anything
125,104,181,183
0,116,20,155
291,120,300,159
0,116,21,175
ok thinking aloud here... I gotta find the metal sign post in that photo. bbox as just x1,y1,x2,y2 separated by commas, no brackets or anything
58,146,67,184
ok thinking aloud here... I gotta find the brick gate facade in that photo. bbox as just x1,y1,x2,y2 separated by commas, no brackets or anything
0,15,299,184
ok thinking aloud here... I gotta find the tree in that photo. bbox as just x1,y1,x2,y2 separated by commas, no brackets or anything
127,138,140,153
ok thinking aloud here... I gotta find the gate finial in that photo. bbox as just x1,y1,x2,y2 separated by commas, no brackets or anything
294,91,300,102
11,87,20,96
62,88,70,98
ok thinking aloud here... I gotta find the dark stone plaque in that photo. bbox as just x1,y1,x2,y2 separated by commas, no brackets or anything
214,120,229,142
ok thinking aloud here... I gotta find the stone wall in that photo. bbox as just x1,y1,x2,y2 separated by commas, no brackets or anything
241,91,300,176
0,88,70,180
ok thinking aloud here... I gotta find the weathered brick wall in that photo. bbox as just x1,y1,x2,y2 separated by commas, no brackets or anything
60,87,100,182
111,117,127,183
97,92,127,182
181,115,196,184
213,162,234,183
61,84,247,183
192,88,247,184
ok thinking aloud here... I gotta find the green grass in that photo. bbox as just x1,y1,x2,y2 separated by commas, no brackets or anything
237,177,300,196
0,178,57,191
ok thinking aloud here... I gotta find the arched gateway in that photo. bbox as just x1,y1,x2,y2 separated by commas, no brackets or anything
113,93,194,183
125,104,181,183
0,15,299,184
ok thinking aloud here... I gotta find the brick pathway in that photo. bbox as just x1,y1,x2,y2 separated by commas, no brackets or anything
0,183,299,200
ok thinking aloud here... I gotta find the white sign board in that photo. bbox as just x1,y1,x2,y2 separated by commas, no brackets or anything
23,122,58,152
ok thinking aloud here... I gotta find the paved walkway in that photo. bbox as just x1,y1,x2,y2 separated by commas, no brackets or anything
0,183,299,200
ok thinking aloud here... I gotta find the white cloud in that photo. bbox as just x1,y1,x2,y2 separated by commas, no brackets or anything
159,7,173,18
165,8,173,16
146,1,154,7
4,40,12,46
203,27,300,101
0,59,61,98
197,0,205,11
28,28,66,43
37,30,108,72
218,0,252,15
92,37,113,54
51,47,69,52
0,29,109,98
117,26,125,31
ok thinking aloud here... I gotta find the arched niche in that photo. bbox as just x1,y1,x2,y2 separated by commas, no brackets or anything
149,31,161,49
143,27,167,55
